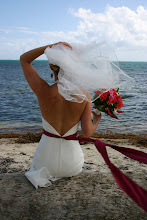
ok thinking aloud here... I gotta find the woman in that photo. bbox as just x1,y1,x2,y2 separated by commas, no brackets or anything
20,42,101,189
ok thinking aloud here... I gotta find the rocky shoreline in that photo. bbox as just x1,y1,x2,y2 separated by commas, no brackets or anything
0,133,147,219
0,131,147,145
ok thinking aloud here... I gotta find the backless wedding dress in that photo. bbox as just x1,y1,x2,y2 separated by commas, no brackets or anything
25,117,84,189
24,43,147,212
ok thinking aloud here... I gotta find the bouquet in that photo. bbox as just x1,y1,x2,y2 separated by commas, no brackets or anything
93,88,124,119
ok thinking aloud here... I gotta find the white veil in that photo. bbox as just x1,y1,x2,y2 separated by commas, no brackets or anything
44,41,135,103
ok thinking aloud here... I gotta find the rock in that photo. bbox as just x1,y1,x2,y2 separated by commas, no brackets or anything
15,133,42,144
0,172,147,220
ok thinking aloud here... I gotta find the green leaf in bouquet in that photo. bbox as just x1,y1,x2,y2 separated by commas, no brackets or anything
122,96,129,99
116,88,119,93
97,105,104,111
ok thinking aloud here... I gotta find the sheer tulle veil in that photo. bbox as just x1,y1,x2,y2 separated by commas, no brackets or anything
44,41,135,103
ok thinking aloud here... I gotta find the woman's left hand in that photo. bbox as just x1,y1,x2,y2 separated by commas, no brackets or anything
92,111,102,123
51,42,72,50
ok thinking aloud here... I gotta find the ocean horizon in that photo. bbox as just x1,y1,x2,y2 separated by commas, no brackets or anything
0,60,147,135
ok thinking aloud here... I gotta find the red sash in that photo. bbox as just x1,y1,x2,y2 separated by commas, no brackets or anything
43,129,147,212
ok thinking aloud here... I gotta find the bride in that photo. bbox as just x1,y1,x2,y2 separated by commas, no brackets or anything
20,42,101,189
20,43,147,212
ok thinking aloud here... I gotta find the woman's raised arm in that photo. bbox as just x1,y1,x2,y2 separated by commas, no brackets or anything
20,45,51,96
20,42,72,97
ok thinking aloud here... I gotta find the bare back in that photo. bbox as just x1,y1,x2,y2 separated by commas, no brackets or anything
37,83,87,136
20,42,101,138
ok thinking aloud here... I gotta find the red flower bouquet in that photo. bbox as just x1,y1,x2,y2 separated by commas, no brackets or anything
93,88,124,119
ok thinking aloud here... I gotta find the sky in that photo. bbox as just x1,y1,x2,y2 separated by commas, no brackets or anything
0,0,147,61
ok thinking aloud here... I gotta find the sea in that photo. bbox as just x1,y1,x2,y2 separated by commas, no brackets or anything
0,60,147,135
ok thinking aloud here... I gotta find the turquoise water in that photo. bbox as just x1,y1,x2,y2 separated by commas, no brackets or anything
0,60,147,135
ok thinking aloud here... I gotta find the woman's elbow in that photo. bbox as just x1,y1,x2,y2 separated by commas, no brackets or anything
82,129,92,138
20,53,28,63
84,134,90,138
20,55,24,63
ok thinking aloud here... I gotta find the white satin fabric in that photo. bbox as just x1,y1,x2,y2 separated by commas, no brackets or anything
25,117,84,189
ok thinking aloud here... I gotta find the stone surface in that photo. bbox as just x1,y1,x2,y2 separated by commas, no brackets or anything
0,172,147,220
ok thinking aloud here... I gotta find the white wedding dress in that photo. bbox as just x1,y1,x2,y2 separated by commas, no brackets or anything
25,117,84,189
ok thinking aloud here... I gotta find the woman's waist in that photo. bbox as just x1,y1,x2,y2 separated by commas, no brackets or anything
42,128,77,139
42,117,78,137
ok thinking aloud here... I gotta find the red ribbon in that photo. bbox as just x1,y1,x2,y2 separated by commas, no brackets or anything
43,129,147,212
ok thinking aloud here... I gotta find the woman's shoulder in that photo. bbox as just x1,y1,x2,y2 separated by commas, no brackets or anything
80,89,91,102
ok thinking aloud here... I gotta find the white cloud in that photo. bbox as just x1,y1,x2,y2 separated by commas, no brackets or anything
1,6,147,60
72,6,147,44
69,6,147,61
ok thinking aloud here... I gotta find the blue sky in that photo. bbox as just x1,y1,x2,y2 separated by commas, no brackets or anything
0,0,147,60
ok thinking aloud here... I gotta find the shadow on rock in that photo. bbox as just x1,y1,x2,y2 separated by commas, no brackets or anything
0,172,147,220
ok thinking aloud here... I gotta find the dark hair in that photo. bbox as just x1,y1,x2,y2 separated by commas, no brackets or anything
50,64,60,76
